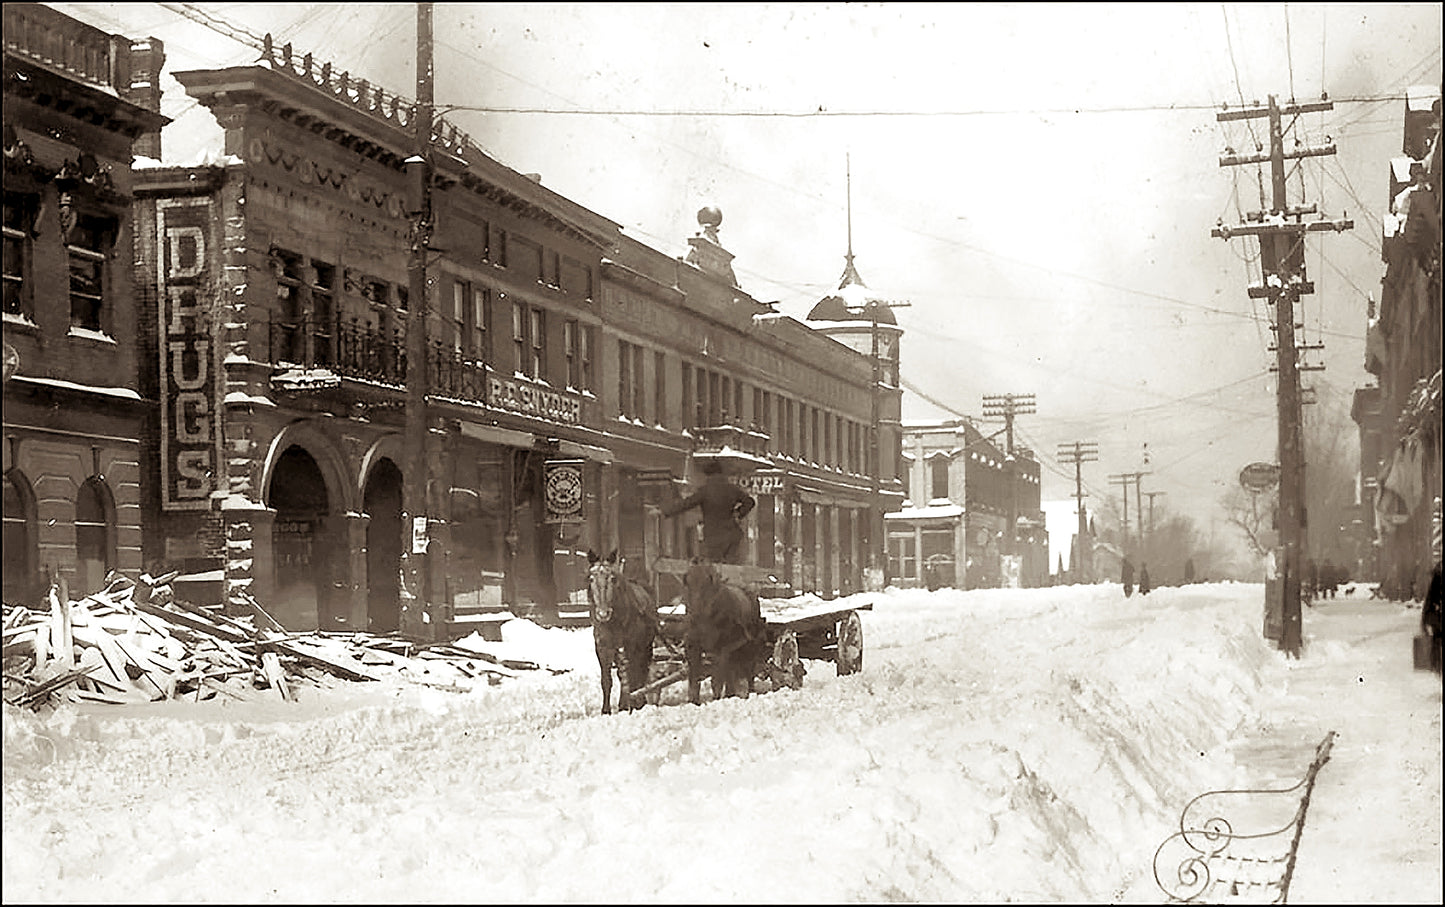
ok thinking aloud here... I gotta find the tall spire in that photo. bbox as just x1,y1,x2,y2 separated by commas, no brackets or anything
846,152,853,268
839,151,865,289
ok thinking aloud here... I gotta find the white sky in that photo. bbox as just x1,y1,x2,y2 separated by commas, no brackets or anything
56,2,1445,538
4,582,1441,901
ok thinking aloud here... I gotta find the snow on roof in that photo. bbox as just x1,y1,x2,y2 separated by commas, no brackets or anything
885,503,964,520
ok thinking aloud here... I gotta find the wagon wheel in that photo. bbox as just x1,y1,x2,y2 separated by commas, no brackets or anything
836,610,863,676
769,631,805,690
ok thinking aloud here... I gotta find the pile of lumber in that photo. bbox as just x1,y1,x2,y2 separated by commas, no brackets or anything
2,573,565,712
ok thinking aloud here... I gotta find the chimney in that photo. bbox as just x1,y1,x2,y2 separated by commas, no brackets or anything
122,36,166,160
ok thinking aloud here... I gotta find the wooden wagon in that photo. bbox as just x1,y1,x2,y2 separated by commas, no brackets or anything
631,557,871,702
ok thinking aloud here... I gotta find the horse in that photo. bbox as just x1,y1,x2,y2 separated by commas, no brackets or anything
681,558,766,704
587,549,658,715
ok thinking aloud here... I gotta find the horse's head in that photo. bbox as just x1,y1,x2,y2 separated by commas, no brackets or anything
588,549,622,622
683,558,721,610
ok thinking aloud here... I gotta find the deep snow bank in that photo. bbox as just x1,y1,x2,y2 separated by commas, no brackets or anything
4,583,1286,902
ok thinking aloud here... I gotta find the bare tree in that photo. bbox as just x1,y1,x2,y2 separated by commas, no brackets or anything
1221,484,1278,560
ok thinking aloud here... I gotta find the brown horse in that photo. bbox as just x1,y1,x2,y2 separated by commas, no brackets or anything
587,550,658,714
682,558,766,704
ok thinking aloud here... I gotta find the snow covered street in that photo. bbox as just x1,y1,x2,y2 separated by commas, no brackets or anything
4,582,1440,903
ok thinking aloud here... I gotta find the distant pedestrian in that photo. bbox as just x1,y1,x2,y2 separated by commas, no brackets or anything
1122,557,1135,597
1184,558,1196,584
1139,563,1152,596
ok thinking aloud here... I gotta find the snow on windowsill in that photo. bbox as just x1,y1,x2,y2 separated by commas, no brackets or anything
9,374,141,400
67,326,117,345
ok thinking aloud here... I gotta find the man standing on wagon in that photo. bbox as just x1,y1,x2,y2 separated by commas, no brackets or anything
657,459,756,564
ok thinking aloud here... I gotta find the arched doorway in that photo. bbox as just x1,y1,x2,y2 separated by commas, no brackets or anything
268,445,339,630
3,469,38,604
75,477,116,595
363,458,402,633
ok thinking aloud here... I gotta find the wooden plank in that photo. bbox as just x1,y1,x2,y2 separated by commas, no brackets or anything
68,625,130,689
50,583,74,669
263,636,378,682
260,650,292,701
133,600,249,643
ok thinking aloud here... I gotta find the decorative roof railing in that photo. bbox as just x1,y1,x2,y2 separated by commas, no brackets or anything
3,3,125,92
259,33,471,161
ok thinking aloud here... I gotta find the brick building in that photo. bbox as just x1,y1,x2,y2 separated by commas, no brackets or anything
3,3,167,605
1354,84,1442,598
130,36,896,635
887,419,1046,589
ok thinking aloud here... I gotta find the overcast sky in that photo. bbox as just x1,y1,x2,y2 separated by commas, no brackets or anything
60,2,1444,538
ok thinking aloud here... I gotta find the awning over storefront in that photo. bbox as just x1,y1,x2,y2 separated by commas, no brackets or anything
885,503,964,521
558,438,614,464
795,486,872,508
459,420,535,448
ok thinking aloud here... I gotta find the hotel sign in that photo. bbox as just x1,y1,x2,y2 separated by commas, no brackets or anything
157,198,222,510
488,375,582,423
739,469,785,496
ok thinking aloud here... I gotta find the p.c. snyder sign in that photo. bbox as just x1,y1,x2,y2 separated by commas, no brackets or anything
157,199,222,511
488,375,581,423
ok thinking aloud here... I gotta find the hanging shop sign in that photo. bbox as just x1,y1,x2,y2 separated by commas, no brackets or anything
1239,462,1281,493
543,458,586,523
157,198,222,511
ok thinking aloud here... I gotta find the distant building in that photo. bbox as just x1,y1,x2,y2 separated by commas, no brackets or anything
3,3,167,604
1354,84,1442,598
887,419,1045,589
1043,499,1096,584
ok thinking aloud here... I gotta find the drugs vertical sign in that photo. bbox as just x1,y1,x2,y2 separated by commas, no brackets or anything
158,198,220,510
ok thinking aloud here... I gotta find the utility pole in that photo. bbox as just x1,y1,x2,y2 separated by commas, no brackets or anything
1108,471,1148,554
1144,490,1166,546
982,393,1035,558
1213,94,1352,658
401,1,435,641
1057,441,1098,582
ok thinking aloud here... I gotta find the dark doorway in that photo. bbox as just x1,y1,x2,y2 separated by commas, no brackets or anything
363,458,403,633
269,445,336,630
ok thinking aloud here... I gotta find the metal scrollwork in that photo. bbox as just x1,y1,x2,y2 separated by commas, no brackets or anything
1153,731,1336,903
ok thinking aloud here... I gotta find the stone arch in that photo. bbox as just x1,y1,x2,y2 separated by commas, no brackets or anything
3,467,40,604
260,419,354,515
357,433,405,506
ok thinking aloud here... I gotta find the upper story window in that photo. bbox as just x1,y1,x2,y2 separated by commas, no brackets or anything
3,192,37,320
930,456,949,501
67,213,116,333
565,318,592,391
451,280,470,354
529,306,546,378
654,350,666,427
512,299,546,380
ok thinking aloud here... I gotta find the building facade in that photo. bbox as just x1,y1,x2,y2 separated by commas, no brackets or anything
3,3,167,605
886,419,1046,589
603,213,891,602
1355,85,1443,599
130,37,896,636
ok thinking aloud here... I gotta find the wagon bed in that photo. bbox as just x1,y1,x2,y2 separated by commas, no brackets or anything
637,558,872,700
